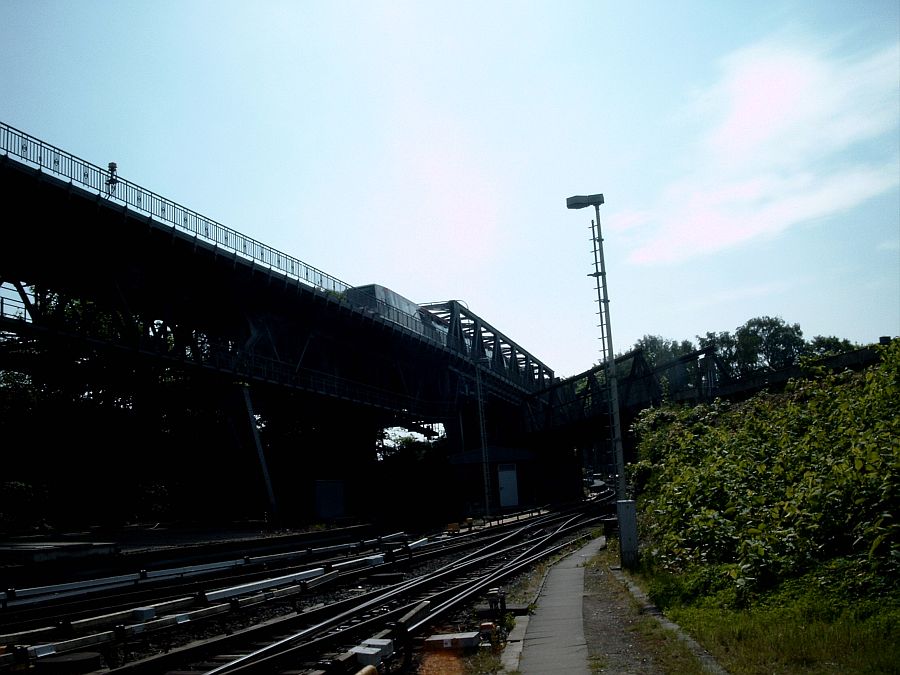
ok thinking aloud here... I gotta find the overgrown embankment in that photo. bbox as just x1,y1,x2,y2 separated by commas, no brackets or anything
630,340,899,674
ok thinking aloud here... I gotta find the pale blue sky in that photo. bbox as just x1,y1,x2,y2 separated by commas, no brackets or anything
2,1,897,377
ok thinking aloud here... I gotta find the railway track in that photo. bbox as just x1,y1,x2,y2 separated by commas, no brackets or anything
0,498,614,673
110,510,605,674
1,532,412,634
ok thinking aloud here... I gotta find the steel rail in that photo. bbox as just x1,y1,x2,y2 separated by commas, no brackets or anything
97,529,533,674
201,514,603,674
96,508,599,674
4,516,563,671
199,528,551,674
0,535,417,640
0,533,399,615
409,514,601,634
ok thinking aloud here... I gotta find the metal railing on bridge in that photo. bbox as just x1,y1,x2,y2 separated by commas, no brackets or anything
0,122,349,295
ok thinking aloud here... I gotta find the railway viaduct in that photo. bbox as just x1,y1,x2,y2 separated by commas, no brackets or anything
0,123,580,528
3,122,846,530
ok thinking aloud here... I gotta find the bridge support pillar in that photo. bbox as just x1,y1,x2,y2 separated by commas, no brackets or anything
240,385,278,522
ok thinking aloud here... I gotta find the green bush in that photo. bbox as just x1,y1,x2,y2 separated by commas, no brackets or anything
632,340,899,606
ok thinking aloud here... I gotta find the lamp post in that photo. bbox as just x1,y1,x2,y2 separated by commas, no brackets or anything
566,193,638,568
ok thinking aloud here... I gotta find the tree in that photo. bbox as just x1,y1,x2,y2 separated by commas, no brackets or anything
734,316,804,374
700,318,807,377
630,334,696,368
805,335,858,358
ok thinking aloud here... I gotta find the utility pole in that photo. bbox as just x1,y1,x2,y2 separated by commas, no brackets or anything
567,193,638,568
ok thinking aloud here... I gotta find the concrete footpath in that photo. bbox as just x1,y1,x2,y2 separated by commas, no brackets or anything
504,536,607,674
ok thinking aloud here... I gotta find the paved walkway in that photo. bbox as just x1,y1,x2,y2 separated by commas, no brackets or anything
513,537,606,674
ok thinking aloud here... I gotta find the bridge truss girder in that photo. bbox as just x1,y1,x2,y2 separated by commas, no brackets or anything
420,300,553,392
522,345,734,436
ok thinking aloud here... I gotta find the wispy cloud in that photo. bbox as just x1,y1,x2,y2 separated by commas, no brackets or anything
678,279,796,314
626,36,900,265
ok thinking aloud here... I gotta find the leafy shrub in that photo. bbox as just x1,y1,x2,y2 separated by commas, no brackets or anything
632,340,899,606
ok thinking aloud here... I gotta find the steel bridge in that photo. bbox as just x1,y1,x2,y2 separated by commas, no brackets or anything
4,122,841,523
0,122,575,522
0,122,553,412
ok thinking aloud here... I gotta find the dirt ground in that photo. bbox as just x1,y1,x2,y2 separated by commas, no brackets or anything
582,559,667,674
581,542,719,675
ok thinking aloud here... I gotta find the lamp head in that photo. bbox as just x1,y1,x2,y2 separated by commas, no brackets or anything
566,193,604,209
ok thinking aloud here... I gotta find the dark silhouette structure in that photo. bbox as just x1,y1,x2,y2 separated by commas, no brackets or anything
1,123,879,529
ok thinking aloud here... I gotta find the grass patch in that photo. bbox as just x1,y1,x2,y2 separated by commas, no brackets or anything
627,560,900,675
669,602,900,674
631,614,707,675
462,647,503,674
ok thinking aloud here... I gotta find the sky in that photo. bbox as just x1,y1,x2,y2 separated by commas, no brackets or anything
1,0,897,378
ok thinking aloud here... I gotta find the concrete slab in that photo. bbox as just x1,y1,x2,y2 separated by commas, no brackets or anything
511,536,606,674
500,615,530,673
